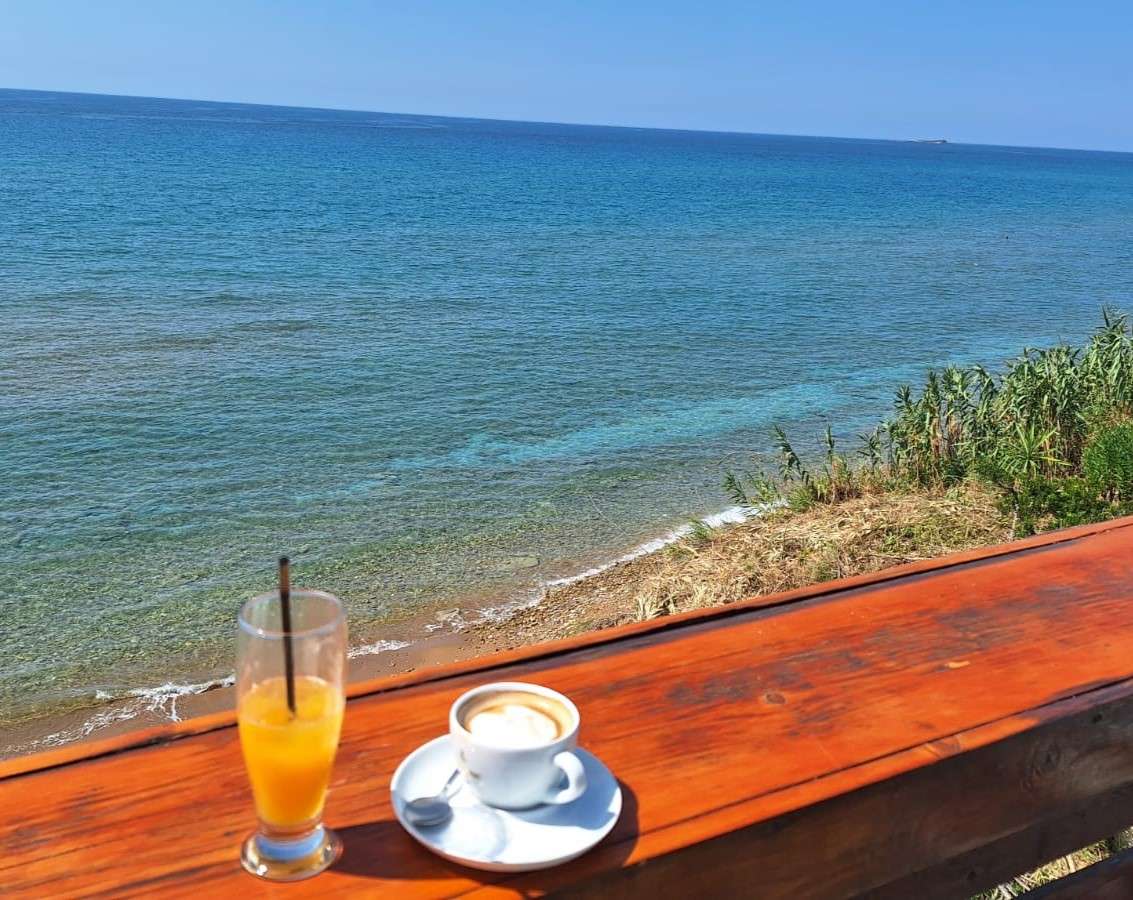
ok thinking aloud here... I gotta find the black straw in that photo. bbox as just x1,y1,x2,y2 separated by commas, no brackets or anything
278,556,296,716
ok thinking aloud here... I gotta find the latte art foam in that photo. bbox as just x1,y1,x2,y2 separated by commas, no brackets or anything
461,692,570,747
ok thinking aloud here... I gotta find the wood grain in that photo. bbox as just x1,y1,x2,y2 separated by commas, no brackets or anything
4,518,1133,898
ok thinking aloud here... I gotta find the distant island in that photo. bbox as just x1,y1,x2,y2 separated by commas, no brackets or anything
910,138,949,144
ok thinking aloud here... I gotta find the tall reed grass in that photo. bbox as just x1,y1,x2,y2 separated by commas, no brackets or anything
727,310,1133,535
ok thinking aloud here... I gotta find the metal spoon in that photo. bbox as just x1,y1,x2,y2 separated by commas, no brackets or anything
403,769,462,827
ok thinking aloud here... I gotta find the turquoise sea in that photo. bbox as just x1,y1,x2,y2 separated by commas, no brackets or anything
2,88,1132,732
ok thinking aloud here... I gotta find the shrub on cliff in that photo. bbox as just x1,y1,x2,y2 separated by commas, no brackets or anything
728,309,1133,536
1083,421,1133,502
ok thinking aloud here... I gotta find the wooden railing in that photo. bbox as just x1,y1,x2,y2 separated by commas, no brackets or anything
5,517,1133,897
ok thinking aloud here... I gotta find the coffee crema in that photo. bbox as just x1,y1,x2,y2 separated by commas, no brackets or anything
459,691,571,748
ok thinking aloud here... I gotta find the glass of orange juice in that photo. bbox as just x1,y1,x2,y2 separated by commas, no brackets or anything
237,585,346,881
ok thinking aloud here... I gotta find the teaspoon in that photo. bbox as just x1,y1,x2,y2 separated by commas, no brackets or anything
403,768,462,828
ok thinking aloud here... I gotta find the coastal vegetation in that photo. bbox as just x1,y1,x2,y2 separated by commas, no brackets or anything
503,309,1133,646
496,310,1133,893
724,308,1133,539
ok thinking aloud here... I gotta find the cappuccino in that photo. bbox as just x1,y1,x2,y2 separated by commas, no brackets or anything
460,691,571,748
450,681,586,808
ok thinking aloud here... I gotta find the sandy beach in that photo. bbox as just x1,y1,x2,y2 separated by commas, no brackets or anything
1,515,707,758
2,483,1008,760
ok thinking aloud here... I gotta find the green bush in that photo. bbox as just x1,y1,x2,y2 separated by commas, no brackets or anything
1008,476,1111,536
732,311,1133,539
1083,422,1133,501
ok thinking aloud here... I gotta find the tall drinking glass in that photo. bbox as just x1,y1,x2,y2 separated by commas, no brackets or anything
237,589,346,881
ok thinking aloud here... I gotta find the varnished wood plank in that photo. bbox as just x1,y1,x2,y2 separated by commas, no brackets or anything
3,519,1133,897
520,680,1133,900
869,782,1133,899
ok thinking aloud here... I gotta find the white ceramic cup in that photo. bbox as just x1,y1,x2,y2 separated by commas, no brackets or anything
449,681,588,810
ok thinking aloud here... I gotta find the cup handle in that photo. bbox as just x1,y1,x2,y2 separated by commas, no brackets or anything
545,751,588,805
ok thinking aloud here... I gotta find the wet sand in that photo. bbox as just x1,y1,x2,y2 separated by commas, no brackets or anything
0,565,629,760
5,484,1006,761
1,508,696,761
2,607,486,759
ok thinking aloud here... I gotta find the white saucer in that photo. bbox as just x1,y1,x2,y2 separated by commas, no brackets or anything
391,735,622,872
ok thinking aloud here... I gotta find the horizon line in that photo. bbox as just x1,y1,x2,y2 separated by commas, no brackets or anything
2,84,1129,156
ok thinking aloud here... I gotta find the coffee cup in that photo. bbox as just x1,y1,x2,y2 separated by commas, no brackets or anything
449,681,588,810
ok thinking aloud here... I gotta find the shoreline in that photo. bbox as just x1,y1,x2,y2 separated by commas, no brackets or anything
1,503,760,760
2,483,1008,759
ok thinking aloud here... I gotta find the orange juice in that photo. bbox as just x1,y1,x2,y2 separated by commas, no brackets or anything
238,676,344,829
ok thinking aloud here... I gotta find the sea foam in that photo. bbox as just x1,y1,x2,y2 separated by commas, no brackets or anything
7,504,766,756
5,675,235,755
442,502,777,631
348,639,412,659
544,503,772,590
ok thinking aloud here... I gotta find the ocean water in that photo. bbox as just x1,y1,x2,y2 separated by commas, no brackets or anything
2,88,1132,730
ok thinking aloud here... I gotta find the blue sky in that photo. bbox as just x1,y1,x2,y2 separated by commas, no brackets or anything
2,1,1131,151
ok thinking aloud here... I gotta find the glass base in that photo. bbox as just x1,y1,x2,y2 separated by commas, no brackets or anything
240,824,342,881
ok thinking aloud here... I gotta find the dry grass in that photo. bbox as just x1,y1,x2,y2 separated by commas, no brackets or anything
493,479,1010,647
630,480,1010,620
